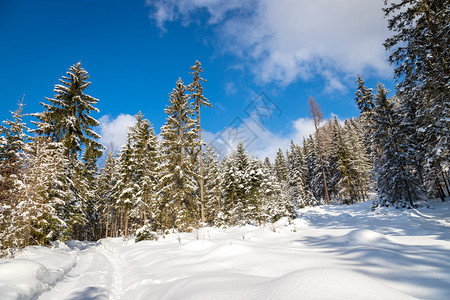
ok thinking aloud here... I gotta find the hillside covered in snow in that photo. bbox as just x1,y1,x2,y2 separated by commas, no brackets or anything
1,199,449,300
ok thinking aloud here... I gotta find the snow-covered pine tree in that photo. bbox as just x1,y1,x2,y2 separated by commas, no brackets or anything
260,158,288,223
78,141,102,240
22,137,74,244
188,61,213,224
263,157,273,172
20,138,69,246
96,150,117,238
372,84,422,208
216,142,252,226
245,156,264,224
217,155,239,226
286,140,308,208
274,148,289,200
233,141,250,223
113,134,136,237
303,136,321,206
342,118,372,202
320,119,340,199
332,118,359,204
157,78,199,230
130,112,159,230
384,0,449,200
355,75,375,117
32,62,103,158
203,146,221,224
0,100,31,255
354,75,379,157
32,62,103,237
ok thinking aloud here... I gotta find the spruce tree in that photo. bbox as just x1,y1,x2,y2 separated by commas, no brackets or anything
97,150,117,238
131,112,159,229
0,101,30,255
25,138,73,242
32,62,103,158
343,118,372,202
384,0,449,200
32,62,103,236
234,141,250,223
260,159,287,223
372,84,421,208
245,156,264,223
79,141,101,240
203,146,221,224
333,118,359,204
287,141,308,208
303,136,321,206
113,135,135,237
355,75,375,117
218,155,239,226
157,78,199,230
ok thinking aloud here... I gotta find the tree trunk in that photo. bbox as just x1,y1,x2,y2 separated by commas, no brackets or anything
105,220,109,238
199,104,206,224
437,180,445,202
441,169,450,196
124,208,129,237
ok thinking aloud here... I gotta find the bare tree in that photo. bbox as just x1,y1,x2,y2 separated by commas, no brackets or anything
308,97,330,205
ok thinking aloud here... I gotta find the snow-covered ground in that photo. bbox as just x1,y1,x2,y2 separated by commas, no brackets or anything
1,199,449,300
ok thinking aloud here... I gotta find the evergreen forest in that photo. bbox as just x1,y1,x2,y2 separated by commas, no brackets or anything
0,0,448,256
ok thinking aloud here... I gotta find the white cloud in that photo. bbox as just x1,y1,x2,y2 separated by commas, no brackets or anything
291,118,317,144
98,114,136,150
148,0,254,30
204,116,318,161
147,0,391,91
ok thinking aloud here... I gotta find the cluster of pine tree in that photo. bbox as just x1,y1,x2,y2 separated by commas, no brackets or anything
0,59,373,256
0,63,103,256
271,116,372,211
353,0,450,208
0,0,448,255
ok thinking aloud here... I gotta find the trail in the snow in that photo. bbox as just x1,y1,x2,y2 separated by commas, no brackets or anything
97,242,124,300
14,199,447,300
39,242,123,300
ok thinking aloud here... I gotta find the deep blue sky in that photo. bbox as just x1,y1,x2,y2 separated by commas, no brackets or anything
0,0,396,158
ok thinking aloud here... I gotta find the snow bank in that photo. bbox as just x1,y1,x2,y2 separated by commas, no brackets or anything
2,200,450,299
258,268,416,300
0,243,76,300
330,228,390,246
0,259,52,300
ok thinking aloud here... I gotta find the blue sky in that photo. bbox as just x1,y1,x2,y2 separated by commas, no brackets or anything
0,0,396,159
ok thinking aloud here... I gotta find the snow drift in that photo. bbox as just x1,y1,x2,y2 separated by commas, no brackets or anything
1,199,449,299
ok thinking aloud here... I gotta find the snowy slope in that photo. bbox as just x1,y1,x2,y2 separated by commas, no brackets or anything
1,200,449,300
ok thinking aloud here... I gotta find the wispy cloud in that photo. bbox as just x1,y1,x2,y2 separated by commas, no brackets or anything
147,0,391,92
98,114,136,150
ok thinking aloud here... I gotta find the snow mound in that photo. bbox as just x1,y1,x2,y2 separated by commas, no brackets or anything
332,229,389,246
0,259,52,300
258,268,416,300
15,245,76,276
0,244,76,300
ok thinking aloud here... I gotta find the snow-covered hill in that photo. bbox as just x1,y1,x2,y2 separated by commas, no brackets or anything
1,200,449,300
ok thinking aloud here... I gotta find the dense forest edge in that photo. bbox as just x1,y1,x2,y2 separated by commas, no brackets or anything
0,0,448,256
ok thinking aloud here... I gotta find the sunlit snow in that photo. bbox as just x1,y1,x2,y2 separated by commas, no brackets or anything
1,199,449,300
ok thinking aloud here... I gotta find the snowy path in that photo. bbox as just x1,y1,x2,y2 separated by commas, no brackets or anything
39,242,123,300
1,199,449,299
